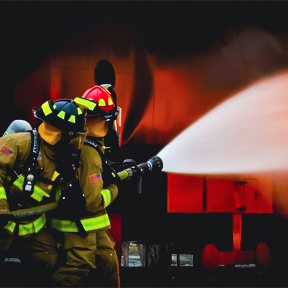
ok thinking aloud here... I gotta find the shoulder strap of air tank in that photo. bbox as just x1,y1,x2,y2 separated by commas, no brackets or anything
29,129,39,161
84,139,105,162
84,138,119,184
20,129,39,169
6,129,41,192
14,129,39,174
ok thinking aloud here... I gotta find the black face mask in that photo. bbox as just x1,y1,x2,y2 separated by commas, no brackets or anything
47,131,86,155
51,136,81,180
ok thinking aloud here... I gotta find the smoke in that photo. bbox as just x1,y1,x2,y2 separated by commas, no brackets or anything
158,69,288,175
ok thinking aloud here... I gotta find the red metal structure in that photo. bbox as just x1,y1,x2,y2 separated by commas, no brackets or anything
168,174,273,270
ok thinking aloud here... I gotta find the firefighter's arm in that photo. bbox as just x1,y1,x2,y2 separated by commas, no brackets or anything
78,147,118,213
102,183,118,208
78,161,110,213
0,134,30,222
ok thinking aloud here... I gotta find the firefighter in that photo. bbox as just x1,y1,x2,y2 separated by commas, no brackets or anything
50,85,120,287
0,99,87,286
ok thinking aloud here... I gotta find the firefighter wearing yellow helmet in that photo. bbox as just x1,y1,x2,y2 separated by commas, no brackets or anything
50,85,120,287
0,99,87,286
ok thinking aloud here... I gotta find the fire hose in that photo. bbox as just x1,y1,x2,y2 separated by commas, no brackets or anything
9,155,163,219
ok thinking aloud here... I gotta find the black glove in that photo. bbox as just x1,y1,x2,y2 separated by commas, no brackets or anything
0,213,10,229
102,160,121,184
0,199,10,228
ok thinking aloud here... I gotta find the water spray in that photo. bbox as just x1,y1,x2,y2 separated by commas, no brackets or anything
158,70,288,175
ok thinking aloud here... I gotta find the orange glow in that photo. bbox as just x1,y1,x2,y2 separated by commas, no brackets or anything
233,214,242,251
50,67,61,100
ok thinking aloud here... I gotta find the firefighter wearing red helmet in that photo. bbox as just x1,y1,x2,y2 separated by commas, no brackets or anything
0,99,87,286
50,85,120,287
82,84,123,166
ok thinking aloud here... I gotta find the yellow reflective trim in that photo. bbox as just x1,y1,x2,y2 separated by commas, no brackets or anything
53,104,57,109
4,221,16,233
13,175,49,201
42,101,52,116
101,189,111,208
31,186,50,202
77,108,82,115
57,111,65,119
0,187,7,200
81,214,110,231
48,171,60,190
108,97,114,105
68,115,76,123
13,175,24,190
51,219,78,232
4,214,46,236
55,186,62,202
18,213,46,236
51,213,110,233
74,97,96,111
98,99,106,107
52,171,60,181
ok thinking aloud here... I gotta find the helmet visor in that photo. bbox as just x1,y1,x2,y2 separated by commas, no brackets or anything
87,106,119,122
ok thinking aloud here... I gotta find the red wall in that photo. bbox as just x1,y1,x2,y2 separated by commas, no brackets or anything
167,174,273,213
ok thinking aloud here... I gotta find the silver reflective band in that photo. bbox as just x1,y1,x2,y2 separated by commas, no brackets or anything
147,161,153,171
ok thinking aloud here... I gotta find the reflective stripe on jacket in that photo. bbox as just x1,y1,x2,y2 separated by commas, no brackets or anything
12,174,50,202
50,213,110,233
0,187,6,200
4,213,46,236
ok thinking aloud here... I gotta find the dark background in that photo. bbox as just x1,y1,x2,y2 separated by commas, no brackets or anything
1,2,288,78
1,1,288,132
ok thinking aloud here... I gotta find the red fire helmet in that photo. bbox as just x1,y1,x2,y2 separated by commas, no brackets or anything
75,84,119,121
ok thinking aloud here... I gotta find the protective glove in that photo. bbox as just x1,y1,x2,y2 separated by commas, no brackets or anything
102,159,121,184
0,213,10,228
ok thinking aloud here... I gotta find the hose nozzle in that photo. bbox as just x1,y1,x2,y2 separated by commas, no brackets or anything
117,155,163,181
146,156,163,172
136,155,163,175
